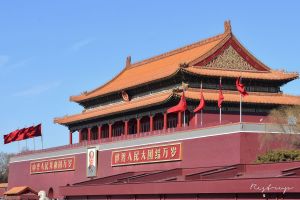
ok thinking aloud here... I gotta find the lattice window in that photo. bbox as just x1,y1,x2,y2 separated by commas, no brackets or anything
91,127,98,140
101,125,109,138
154,114,164,130
168,113,178,128
128,119,137,134
140,117,150,133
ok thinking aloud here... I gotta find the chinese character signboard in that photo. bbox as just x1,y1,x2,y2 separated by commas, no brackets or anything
112,143,181,166
30,156,75,174
87,147,97,177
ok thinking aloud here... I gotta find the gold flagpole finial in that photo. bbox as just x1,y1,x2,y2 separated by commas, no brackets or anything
181,82,189,91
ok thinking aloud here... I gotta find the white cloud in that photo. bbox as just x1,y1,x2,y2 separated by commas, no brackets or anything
68,38,95,52
13,81,61,97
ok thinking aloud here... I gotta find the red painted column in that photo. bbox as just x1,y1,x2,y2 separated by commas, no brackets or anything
79,130,82,143
163,113,167,130
109,124,112,139
124,120,128,136
88,128,91,141
69,131,73,145
178,112,182,128
98,125,101,142
150,115,153,132
137,118,141,134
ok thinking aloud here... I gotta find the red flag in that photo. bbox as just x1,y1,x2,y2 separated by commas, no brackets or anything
3,129,19,144
218,83,224,108
236,77,248,97
3,124,42,144
27,124,42,138
24,126,35,136
15,128,27,141
167,92,187,113
193,90,205,113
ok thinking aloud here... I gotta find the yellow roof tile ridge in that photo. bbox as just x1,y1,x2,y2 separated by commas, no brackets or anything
128,32,228,69
70,23,231,102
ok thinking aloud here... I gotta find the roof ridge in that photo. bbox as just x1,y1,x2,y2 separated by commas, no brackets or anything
231,35,271,71
128,32,228,69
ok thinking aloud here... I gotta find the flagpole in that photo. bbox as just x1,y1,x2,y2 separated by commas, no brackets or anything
201,110,203,126
40,122,43,149
240,93,242,123
183,110,186,127
220,107,222,124
182,83,186,127
41,135,44,150
183,85,186,127
219,77,222,124
201,80,203,126
33,138,36,150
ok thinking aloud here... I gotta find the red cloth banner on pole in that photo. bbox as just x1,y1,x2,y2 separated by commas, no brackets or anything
167,92,187,114
27,124,42,139
236,77,248,97
15,128,28,141
218,77,224,124
3,129,19,144
3,124,42,144
218,82,224,108
193,90,205,113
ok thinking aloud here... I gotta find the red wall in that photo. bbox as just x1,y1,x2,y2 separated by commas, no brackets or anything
8,131,296,199
0,187,6,198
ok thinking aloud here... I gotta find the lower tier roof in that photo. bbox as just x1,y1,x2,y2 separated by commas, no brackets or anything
182,88,300,105
54,89,300,125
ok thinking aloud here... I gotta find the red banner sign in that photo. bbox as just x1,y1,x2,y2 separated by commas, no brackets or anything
112,143,181,166
30,156,75,174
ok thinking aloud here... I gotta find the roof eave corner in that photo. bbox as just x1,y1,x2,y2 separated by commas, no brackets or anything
53,117,67,126
53,117,61,124
69,95,86,103
69,95,79,102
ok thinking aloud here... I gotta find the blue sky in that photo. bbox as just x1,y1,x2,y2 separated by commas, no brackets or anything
1,1,300,153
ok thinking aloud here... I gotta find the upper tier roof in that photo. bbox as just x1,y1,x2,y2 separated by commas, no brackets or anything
70,21,298,104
